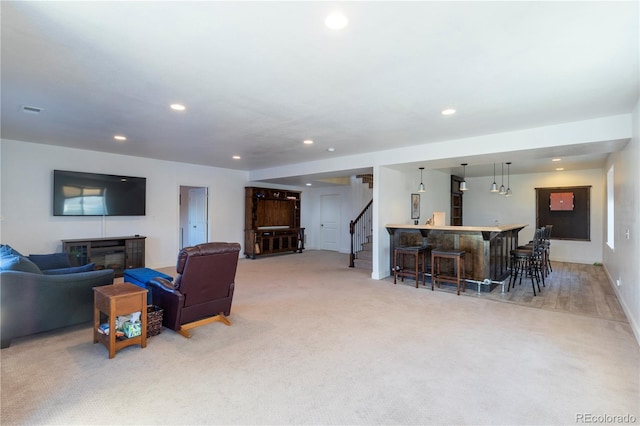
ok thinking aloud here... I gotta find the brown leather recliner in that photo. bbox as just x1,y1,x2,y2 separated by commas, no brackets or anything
148,242,240,338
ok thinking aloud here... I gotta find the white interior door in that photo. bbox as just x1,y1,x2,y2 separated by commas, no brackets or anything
320,194,341,251
187,187,208,247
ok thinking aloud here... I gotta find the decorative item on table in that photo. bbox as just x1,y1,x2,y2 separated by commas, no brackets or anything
97,323,124,338
433,212,446,226
113,311,142,338
123,321,141,338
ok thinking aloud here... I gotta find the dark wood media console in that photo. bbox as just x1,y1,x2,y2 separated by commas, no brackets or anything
62,236,146,277
244,187,304,259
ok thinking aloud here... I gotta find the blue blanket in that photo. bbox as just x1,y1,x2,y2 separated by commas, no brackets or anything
124,268,173,289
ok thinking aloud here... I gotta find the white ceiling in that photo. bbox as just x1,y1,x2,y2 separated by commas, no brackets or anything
1,1,638,185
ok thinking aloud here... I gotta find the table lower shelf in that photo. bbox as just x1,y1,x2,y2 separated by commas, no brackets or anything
94,331,145,354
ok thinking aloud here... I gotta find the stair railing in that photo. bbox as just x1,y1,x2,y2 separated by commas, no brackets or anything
349,199,373,268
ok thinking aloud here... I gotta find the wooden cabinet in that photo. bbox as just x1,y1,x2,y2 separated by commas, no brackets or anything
450,175,464,226
62,236,146,277
244,187,304,258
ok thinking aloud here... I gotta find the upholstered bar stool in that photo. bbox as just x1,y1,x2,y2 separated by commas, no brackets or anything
394,245,429,288
431,249,466,295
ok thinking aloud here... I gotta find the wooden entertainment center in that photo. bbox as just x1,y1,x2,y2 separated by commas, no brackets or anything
62,235,146,277
244,187,304,259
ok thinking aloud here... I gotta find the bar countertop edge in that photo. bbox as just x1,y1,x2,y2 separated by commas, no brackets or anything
385,223,528,232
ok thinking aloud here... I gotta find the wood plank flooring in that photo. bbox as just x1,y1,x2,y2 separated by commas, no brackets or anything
428,261,628,323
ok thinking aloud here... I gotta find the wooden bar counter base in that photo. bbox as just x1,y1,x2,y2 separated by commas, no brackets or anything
386,223,527,288
93,283,148,359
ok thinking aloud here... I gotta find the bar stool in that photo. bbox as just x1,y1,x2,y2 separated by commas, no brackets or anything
542,224,553,275
394,245,429,288
509,227,545,296
431,249,466,295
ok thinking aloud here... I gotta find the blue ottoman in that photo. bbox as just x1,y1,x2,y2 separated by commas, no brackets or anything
123,268,173,303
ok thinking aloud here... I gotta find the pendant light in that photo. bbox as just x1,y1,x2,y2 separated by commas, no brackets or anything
418,167,426,193
490,163,499,193
459,163,468,191
505,162,513,197
498,162,506,195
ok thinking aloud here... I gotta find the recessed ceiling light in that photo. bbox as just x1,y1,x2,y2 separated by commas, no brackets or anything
325,13,348,30
303,140,314,145
441,108,456,116
22,105,43,114
232,155,241,160
552,158,562,162
306,183,312,186
170,103,186,111
327,147,335,152
556,167,565,171
114,135,127,141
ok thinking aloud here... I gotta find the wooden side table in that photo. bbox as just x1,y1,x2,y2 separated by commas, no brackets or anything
93,283,148,359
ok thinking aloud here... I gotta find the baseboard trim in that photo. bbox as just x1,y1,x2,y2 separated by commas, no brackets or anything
603,264,640,347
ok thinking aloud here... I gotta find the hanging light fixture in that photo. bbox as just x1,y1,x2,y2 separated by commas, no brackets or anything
498,162,506,195
459,163,468,191
418,167,426,193
490,163,499,193
505,162,513,197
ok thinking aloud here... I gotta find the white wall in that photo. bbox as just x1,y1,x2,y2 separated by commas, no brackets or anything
298,176,373,253
464,168,605,264
419,170,451,225
350,175,374,217
603,98,640,344
1,139,247,268
373,166,454,279
374,166,407,279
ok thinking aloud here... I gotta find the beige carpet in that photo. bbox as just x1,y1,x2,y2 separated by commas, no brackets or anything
1,250,638,425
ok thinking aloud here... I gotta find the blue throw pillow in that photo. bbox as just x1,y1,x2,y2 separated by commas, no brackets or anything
0,244,24,257
28,253,72,271
42,263,96,275
0,255,43,274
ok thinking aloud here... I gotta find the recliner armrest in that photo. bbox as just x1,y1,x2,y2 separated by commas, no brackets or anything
148,276,177,291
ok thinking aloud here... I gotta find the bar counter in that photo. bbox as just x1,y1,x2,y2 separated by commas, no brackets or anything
385,223,528,289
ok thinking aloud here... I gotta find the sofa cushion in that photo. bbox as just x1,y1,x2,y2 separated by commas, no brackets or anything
42,263,96,275
0,244,24,257
28,253,72,271
0,254,43,274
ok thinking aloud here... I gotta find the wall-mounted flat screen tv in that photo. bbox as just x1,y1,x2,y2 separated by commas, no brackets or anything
53,170,146,216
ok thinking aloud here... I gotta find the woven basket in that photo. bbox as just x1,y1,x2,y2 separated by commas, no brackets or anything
146,305,164,338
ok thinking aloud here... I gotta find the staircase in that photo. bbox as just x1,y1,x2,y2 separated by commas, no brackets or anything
349,174,374,270
356,173,373,188
349,199,373,269
353,234,373,270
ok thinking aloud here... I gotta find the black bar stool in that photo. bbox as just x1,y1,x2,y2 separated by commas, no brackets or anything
431,249,466,295
509,227,545,295
394,245,430,288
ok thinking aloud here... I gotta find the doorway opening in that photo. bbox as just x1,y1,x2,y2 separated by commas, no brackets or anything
179,186,209,249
